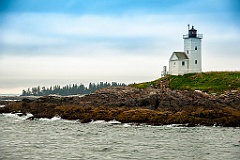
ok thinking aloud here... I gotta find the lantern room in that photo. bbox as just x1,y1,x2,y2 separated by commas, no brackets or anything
183,25,203,39
188,26,197,38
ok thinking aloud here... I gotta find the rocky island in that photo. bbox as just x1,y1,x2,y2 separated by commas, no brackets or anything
1,72,240,127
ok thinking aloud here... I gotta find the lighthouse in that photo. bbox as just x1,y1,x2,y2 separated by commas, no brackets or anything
169,25,203,75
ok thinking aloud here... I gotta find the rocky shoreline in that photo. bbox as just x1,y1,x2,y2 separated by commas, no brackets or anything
1,86,240,127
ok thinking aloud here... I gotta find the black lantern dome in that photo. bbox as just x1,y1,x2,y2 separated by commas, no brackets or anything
188,26,197,38
183,25,202,39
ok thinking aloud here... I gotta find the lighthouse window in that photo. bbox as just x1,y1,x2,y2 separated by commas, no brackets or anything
182,61,185,66
195,46,197,50
187,50,189,54
195,60,198,64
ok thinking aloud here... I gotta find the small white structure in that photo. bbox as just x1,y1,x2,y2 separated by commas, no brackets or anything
169,25,203,75
161,66,167,77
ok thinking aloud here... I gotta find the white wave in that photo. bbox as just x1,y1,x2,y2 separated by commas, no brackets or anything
38,116,80,124
89,119,122,125
2,113,77,123
2,113,20,118
108,119,121,124
25,113,34,119
90,120,122,125
122,123,131,127
2,112,33,120
166,124,179,127
39,118,53,121
90,120,105,124
39,115,61,121
51,116,61,120
165,123,191,128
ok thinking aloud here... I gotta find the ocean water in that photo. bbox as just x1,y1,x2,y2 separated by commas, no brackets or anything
0,113,240,160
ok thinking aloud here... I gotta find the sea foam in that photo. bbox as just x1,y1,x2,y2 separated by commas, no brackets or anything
39,115,62,121
2,112,33,120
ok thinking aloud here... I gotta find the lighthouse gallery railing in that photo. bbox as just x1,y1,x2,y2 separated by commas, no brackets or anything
183,34,203,39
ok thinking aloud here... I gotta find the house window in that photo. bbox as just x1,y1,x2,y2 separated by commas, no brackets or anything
195,60,198,64
195,46,197,50
182,61,185,66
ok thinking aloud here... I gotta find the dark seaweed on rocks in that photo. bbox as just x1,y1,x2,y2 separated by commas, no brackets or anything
0,86,240,127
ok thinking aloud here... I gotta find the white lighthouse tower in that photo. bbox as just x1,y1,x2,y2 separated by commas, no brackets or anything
169,25,203,75
183,25,203,73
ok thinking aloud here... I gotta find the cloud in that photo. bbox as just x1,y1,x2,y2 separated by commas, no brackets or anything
0,13,183,37
0,3,240,94
1,12,240,59
0,13,186,57
0,30,66,46
1,12,238,40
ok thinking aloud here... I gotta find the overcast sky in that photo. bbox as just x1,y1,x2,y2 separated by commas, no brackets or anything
0,0,240,94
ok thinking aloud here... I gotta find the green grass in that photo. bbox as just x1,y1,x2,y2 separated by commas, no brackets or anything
129,72,240,94
129,79,161,89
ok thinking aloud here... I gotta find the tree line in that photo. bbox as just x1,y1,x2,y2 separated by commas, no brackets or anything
21,82,126,96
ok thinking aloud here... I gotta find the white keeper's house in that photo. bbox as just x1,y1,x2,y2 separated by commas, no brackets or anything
169,25,203,75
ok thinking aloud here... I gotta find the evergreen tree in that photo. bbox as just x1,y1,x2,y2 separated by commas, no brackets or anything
21,82,126,96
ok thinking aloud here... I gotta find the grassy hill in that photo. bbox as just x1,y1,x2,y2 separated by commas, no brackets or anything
130,72,240,94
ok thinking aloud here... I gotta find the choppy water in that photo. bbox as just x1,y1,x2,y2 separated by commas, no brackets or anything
0,113,240,160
